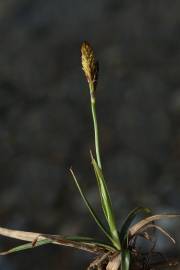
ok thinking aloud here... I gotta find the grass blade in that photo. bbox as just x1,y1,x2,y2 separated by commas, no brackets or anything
121,250,130,270
120,207,151,246
90,154,120,250
91,155,109,221
0,226,114,255
70,168,115,245
0,239,52,255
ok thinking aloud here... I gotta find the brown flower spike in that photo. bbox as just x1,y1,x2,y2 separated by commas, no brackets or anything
81,41,99,92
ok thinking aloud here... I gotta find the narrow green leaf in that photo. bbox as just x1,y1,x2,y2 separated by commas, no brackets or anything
91,157,109,221
121,250,130,270
120,207,152,246
0,239,52,255
0,234,115,256
70,169,115,245
91,153,112,219
90,154,120,250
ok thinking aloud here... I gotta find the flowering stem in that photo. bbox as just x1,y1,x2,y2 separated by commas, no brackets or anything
89,83,102,170
89,82,121,250
81,41,120,250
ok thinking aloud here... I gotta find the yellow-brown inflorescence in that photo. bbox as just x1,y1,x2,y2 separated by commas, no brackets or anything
81,41,99,92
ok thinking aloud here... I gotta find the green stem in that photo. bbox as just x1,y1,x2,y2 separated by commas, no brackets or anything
89,82,121,250
89,83,102,169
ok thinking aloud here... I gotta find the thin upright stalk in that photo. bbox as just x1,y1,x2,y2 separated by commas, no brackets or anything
89,82,102,169
81,41,121,250
89,82,121,250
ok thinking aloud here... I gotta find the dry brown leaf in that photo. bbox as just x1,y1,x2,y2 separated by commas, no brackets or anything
106,253,121,270
139,224,176,244
128,214,179,238
0,227,107,254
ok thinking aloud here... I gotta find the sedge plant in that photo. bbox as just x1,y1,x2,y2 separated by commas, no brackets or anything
0,41,179,270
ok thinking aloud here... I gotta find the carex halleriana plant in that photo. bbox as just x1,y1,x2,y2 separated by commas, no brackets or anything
0,41,178,270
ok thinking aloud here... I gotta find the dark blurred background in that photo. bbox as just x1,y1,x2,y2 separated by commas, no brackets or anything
0,0,180,269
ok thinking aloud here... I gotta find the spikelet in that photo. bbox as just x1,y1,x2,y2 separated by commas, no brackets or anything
81,41,99,91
